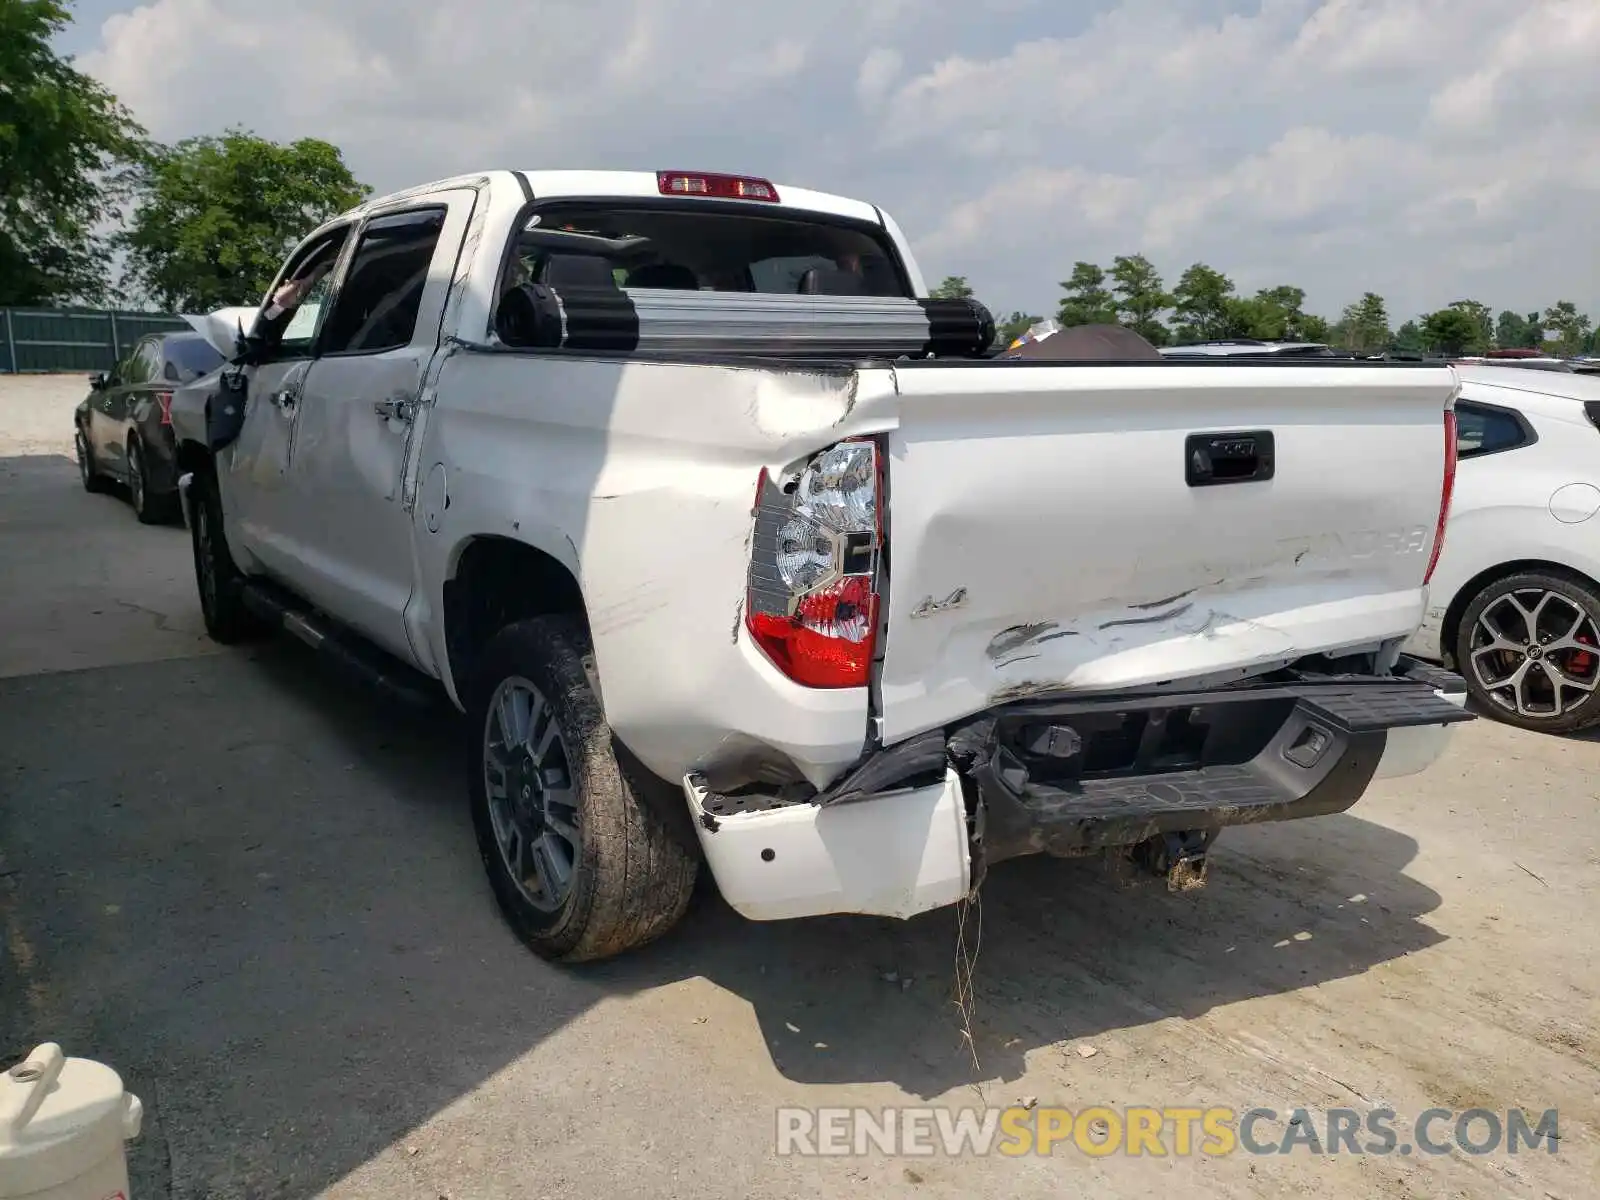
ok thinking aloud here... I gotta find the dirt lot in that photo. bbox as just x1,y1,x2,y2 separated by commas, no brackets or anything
1,376,1596,1199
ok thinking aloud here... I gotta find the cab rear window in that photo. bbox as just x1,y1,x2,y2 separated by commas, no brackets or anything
508,203,909,298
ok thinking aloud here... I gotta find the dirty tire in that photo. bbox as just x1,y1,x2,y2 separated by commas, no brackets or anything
76,426,110,494
129,436,177,525
468,616,698,963
189,466,261,644
1456,568,1600,734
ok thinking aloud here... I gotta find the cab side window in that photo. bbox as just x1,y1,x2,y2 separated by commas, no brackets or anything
256,228,352,360
318,208,447,356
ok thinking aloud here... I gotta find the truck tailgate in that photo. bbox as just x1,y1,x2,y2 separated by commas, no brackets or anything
877,362,1457,744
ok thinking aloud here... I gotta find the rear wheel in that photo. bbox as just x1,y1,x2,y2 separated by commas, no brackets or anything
188,467,261,644
128,436,176,525
1456,569,1600,733
467,615,698,962
76,426,109,494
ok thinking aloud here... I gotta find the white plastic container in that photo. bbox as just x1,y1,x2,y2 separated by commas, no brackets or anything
0,1045,143,1200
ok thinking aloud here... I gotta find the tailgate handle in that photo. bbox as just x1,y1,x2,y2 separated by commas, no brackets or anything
1186,430,1275,487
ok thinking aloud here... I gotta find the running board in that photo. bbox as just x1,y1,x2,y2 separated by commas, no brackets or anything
238,580,436,708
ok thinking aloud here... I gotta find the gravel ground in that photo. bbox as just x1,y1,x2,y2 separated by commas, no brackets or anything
0,372,86,457
1,375,1595,1199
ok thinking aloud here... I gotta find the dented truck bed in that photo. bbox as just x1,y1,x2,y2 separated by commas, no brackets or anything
422,350,1471,924
601,356,1472,921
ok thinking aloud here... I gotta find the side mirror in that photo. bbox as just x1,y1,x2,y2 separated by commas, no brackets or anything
88,372,108,390
208,372,250,451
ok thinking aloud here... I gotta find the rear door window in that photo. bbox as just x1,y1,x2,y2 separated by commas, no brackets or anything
318,208,447,355
120,338,161,385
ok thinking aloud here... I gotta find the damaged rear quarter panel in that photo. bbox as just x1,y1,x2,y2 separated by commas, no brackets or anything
412,350,902,788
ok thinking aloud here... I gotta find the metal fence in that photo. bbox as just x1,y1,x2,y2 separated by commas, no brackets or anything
0,308,189,374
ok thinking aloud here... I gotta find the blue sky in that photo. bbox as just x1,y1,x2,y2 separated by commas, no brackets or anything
58,0,1600,325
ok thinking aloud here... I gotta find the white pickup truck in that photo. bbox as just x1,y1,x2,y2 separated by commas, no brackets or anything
170,167,1472,963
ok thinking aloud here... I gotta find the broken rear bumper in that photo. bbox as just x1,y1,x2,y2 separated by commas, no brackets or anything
682,771,971,922
684,657,1471,922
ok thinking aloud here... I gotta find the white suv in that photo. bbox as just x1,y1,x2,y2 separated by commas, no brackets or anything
1405,364,1600,732
1159,340,1341,358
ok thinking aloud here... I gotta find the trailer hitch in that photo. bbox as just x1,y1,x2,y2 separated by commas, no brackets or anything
1129,829,1216,892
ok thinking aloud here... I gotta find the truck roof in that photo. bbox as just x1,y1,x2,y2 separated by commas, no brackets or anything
337,169,885,228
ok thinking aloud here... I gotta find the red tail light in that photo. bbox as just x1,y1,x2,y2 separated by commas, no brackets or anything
156,391,174,426
1423,408,1457,586
745,439,882,688
658,171,779,202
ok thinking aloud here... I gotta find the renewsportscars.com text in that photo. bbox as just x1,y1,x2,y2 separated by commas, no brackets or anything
775,1106,1560,1158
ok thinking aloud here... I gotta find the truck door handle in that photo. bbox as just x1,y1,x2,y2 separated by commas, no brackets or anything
373,398,415,422
1186,430,1275,487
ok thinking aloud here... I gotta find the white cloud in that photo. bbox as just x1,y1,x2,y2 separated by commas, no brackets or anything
72,0,1600,324
856,48,903,107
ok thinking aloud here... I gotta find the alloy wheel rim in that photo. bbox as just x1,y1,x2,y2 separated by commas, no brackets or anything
129,445,144,512
482,676,581,912
1468,587,1600,719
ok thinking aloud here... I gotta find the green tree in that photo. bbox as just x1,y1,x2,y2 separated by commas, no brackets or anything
1335,292,1391,355
997,310,1042,345
1222,285,1330,342
1543,300,1592,357
118,129,371,311
1393,319,1424,353
1215,296,1270,339
1056,261,1118,327
1256,286,1317,340
1420,306,1480,356
1109,253,1171,345
1296,312,1333,343
1447,300,1493,354
929,275,974,300
1495,310,1532,350
1170,263,1235,342
0,0,150,305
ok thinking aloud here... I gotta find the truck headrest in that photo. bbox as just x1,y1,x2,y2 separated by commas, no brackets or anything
625,263,700,290
797,266,866,296
541,254,617,291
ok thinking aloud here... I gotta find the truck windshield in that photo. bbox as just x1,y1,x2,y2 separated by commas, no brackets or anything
510,203,910,298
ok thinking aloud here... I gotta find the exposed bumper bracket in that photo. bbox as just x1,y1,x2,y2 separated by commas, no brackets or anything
685,659,1471,922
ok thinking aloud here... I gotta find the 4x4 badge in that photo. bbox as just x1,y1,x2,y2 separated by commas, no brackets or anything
911,587,969,619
